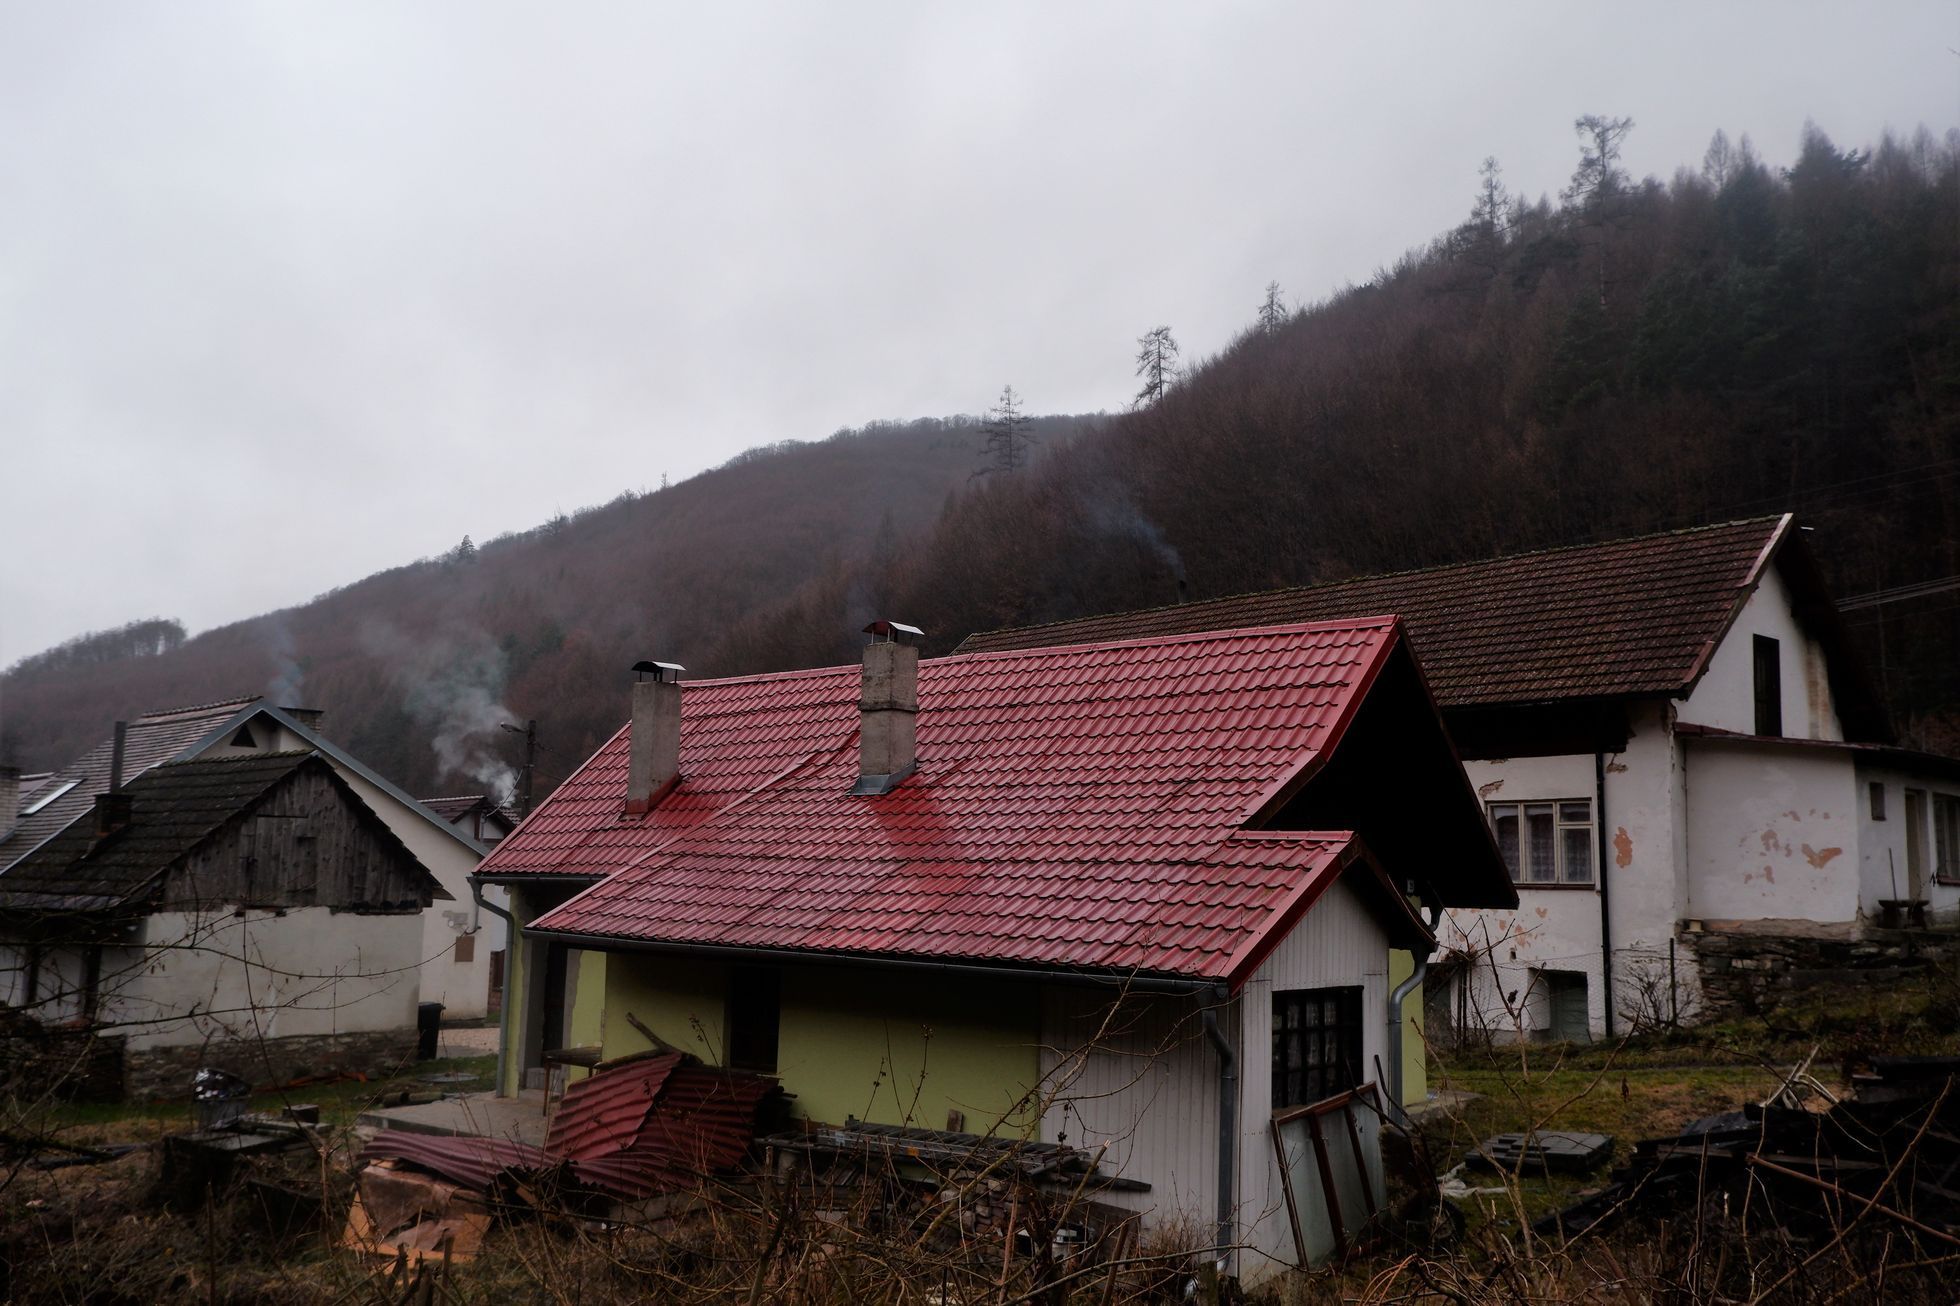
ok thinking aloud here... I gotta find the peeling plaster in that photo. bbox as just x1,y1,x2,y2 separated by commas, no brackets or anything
1606,760,1629,774
1478,778,1505,797
1613,827,1633,868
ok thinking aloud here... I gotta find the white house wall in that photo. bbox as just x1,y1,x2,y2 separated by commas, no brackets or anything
1683,742,1861,930
1237,876,1389,1276
1445,702,1690,1040
1678,567,1844,741
200,718,499,1021
1857,764,1960,922
1037,876,1390,1283
105,908,422,1052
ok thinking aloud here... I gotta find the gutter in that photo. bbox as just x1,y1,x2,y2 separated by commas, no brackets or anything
471,879,518,1097
1386,893,1445,1120
1596,751,1615,1039
1200,992,1237,1279
514,926,1226,995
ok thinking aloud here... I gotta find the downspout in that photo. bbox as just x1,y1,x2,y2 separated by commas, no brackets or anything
472,878,516,1097
1387,895,1445,1121
1596,751,1615,1039
1200,989,1237,1278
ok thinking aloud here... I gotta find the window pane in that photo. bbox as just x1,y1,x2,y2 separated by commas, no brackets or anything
1562,825,1593,883
1491,806,1520,880
1559,801,1590,824
1525,805,1556,882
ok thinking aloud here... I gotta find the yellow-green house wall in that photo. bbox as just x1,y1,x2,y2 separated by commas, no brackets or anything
601,953,1041,1130
1389,948,1425,1106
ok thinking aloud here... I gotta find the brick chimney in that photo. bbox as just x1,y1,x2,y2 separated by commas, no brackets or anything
0,764,19,840
94,721,133,838
625,660,684,814
853,621,922,796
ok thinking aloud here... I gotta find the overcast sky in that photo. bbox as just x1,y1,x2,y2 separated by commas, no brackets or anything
1,3,1954,665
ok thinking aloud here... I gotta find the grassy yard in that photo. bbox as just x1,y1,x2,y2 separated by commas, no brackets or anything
44,1052,499,1144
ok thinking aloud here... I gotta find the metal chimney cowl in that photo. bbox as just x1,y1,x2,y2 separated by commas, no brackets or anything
854,621,922,796
625,660,684,815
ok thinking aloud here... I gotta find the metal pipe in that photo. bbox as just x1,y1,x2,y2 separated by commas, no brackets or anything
1200,992,1237,1277
471,878,517,1097
1386,895,1444,1120
1596,751,1615,1038
517,926,1220,995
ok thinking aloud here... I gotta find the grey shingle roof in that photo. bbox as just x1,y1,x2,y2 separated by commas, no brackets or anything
0,752,318,911
958,517,1792,708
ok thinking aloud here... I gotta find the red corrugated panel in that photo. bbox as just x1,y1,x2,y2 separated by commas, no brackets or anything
545,1052,681,1159
366,1060,773,1202
525,620,1393,984
360,1132,554,1190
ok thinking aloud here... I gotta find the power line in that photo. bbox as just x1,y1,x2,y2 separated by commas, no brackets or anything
1839,575,1960,611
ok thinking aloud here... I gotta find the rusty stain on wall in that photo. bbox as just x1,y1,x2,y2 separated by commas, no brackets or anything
1801,844,1843,868
1613,827,1633,868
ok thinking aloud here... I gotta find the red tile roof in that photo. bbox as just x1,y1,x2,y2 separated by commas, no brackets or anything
955,517,1794,709
505,618,1485,989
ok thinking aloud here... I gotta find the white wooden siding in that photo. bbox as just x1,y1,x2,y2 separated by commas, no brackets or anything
1037,875,1390,1284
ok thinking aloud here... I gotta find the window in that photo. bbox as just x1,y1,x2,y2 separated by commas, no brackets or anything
1753,634,1783,736
726,967,781,1072
1935,795,1960,887
1488,800,1594,885
21,779,79,816
1272,986,1363,1109
1870,782,1887,821
453,933,475,964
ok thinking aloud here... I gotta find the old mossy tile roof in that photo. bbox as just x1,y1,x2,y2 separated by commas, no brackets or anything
956,516,1795,709
497,618,1512,988
0,751,428,913
1,697,260,873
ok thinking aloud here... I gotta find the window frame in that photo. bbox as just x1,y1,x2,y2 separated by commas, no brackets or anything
1271,985,1365,1111
1487,798,1597,888
1753,634,1784,737
1934,794,1960,888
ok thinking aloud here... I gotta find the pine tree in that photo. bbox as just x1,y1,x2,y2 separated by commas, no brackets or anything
977,384,1036,475
1134,326,1180,406
1257,283,1287,334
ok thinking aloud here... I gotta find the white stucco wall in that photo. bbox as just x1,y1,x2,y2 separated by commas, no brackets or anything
100,907,422,1052
1442,702,1694,1040
1856,765,1960,923
1678,567,1843,741
1683,742,1861,928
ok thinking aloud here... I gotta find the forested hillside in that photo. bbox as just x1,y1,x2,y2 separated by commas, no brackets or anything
5,120,1956,797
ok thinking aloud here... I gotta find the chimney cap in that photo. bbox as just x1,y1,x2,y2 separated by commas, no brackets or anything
631,660,685,683
863,620,924,646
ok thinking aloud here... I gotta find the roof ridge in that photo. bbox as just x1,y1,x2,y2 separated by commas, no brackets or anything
966,515,1788,647
134,695,262,722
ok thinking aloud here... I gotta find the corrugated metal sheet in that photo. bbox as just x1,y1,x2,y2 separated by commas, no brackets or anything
956,516,1789,707
361,1132,554,1190
545,1052,679,1159
363,1057,774,1201
524,621,1399,985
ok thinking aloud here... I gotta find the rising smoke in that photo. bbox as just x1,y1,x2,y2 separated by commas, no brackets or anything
360,621,522,802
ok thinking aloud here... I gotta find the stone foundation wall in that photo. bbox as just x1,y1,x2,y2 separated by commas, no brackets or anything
1690,926,1957,1021
124,1027,420,1102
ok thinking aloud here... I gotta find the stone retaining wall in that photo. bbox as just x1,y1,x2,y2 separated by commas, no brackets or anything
123,1027,419,1102
1690,925,1957,1021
